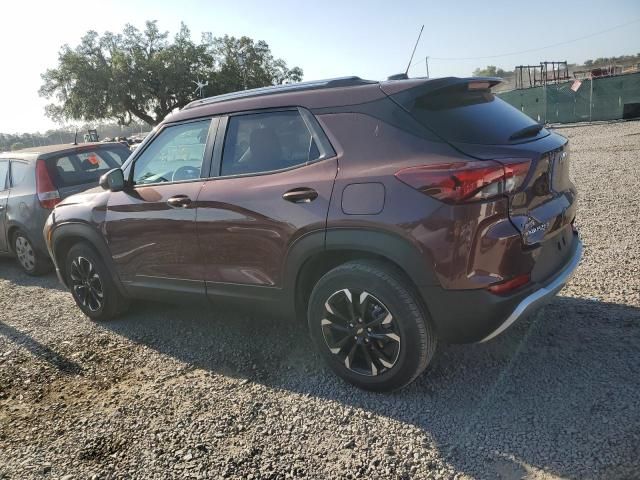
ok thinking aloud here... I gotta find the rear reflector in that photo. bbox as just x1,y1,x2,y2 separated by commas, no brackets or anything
35,160,61,209
501,159,531,192
487,273,530,295
395,159,531,204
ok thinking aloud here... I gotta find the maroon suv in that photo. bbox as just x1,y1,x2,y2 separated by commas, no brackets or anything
44,76,582,391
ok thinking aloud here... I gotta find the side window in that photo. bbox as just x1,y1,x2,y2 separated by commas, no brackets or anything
221,110,321,176
133,120,211,185
0,160,8,190
10,161,30,188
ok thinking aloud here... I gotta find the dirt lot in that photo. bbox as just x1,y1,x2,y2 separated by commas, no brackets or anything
1,121,639,480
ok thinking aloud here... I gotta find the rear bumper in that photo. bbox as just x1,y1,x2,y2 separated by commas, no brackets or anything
420,233,582,343
479,236,582,342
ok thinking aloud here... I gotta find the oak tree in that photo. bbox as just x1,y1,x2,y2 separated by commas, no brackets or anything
40,21,303,126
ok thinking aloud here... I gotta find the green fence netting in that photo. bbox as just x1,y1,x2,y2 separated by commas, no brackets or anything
498,72,640,124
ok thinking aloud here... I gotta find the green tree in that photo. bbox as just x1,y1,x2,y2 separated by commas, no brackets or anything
473,65,509,77
40,21,303,126
210,35,303,93
10,142,26,151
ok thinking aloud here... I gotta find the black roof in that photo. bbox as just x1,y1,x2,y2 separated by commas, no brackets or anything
183,76,377,110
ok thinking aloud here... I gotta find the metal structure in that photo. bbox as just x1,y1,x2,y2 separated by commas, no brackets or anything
499,71,640,123
192,79,209,98
515,61,569,89
515,65,542,89
573,64,628,79
540,61,570,85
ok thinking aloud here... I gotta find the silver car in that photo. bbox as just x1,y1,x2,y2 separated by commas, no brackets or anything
0,142,130,274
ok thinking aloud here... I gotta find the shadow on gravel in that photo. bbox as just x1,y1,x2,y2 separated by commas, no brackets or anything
0,258,65,292
101,296,640,479
0,321,83,375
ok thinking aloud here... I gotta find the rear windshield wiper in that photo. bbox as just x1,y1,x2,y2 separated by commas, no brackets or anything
509,123,543,141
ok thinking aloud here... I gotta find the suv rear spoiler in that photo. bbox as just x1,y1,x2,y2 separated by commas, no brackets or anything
380,76,503,99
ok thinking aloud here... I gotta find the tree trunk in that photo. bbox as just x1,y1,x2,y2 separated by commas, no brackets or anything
126,103,158,126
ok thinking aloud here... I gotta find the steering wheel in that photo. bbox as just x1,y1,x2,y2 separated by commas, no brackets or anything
172,165,200,182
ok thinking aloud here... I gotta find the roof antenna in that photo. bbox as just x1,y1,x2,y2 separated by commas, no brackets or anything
72,128,78,145
388,25,424,81
405,25,424,76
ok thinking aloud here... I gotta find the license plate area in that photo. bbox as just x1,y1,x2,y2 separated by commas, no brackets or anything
531,225,575,282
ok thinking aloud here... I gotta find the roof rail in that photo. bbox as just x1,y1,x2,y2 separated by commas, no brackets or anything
183,76,377,110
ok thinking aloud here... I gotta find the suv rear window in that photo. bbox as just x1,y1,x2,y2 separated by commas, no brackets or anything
398,84,546,145
48,146,129,187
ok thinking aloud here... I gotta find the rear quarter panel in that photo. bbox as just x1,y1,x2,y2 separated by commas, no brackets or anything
318,112,529,290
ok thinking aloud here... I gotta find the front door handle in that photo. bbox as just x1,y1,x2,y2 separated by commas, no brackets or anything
282,187,318,203
167,195,192,208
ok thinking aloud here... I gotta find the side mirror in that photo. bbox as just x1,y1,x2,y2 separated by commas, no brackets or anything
99,168,125,192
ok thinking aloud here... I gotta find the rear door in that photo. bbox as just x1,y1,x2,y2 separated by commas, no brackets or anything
196,108,337,294
0,160,8,252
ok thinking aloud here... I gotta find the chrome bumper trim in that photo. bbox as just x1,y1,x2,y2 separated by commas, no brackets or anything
479,238,583,343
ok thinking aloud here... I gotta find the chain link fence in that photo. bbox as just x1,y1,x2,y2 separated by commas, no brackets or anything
498,72,640,124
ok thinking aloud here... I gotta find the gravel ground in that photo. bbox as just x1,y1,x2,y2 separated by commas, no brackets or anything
1,121,639,480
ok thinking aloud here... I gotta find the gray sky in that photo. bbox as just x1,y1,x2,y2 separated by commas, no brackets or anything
1,0,639,134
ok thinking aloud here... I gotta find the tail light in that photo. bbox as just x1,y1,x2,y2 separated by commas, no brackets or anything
487,273,530,295
35,160,61,209
395,159,531,204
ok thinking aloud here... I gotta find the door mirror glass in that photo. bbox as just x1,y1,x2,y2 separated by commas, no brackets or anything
100,168,125,192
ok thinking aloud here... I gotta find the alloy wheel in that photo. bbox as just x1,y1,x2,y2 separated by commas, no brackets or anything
320,289,401,376
70,256,104,312
15,235,36,272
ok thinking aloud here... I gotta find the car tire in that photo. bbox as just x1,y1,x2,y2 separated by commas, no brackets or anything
13,230,51,276
308,260,437,392
64,243,129,321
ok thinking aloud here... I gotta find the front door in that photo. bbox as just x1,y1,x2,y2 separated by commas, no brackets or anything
196,109,337,292
104,119,216,294
0,160,9,252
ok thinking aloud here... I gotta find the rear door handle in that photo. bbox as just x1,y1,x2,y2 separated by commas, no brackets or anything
167,195,192,208
282,187,318,203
